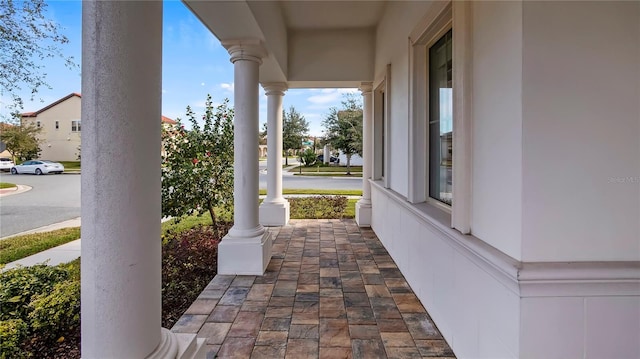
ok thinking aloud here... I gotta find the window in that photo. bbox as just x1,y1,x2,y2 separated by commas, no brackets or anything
36,121,41,128
428,30,453,205
373,67,390,185
55,121,59,130
72,120,81,132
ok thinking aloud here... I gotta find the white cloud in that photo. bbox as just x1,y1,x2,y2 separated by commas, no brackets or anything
306,88,359,105
201,82,205,86
220,82,234,92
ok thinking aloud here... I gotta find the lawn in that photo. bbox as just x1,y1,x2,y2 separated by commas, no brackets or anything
0,227,81,265
0,182,17,189
288,165,362,173
259,188,362,196
58,161,81,170
293,172,362,177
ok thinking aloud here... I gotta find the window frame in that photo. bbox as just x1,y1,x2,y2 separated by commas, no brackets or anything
373,64,391,188
71,120,81,132
55,121,59,130
407,1,473,233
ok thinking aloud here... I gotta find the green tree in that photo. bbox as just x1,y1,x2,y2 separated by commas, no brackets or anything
299,148,317,167
322,95,363,175
0,0,77,119
282,106,309,165
0,121,42,162
161,95,234,228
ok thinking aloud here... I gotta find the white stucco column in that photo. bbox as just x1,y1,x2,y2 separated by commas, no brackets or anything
259,82,290,226
356,82,373,227
219,40,272,275
81,2,203,358
323,144,331,164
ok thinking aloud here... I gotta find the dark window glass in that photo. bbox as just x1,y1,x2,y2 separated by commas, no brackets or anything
428,30,453,205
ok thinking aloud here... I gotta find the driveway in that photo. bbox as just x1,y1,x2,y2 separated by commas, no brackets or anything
0,173,81,238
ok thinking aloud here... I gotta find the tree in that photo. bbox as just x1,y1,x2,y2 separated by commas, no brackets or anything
322,95,363,175
0,121,42,162
161,95,234,229
282,106,309,165
0,0,77,119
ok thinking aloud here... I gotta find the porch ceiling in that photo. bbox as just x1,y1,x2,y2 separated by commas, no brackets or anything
182,0,386,88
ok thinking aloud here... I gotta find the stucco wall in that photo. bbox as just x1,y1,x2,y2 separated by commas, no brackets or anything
23,96,82,161
374,1,435,197
521,1,640,262
470,1,523,260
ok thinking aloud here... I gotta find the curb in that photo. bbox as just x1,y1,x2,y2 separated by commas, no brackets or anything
0,184,32,198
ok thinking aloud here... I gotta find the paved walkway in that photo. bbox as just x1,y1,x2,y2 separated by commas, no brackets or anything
172,219,455,358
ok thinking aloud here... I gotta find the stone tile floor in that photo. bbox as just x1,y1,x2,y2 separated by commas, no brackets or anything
172,219,456,359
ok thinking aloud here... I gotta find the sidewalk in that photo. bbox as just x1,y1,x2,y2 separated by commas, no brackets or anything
0,184,32,197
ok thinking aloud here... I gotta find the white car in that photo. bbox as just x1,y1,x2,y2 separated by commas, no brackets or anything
11,160,65,175
0,158,14,172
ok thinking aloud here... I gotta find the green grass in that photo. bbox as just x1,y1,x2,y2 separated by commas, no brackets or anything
345,199,357,218
57,161,81,170
289,165,362,173
0,227,81,264
259,188,362,196
293,173,362,177
161,208,233,238
0,182,16,189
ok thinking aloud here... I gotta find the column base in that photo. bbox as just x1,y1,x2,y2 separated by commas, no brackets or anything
355,199,372,227
218,230,272,275
146,328,206,359
259,200,290,226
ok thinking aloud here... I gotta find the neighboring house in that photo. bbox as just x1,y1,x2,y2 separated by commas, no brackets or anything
80,2,640,358
0,122,13,158
21,93,82,161
21,94,176,161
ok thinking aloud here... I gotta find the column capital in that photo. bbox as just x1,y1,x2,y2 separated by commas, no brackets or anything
262,82,288,96
222,39,267,65
359,82,373,94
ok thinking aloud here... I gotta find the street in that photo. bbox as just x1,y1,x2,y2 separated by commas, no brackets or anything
0,167,362,238
0,173,81,238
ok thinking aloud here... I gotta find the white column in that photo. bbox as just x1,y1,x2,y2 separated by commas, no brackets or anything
82,2,203,358
323,144,330,164
219,40,272,275
260,83,289,226
356,82,373,227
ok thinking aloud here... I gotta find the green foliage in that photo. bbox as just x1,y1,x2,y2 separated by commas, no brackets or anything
322,94,363,174
0,260,80,357
28,280,80,337
0,0,77,118
300,148,317,166
0,264,70,321
0,319,28,359
162,95,234,226
282,106,309,165
289,196,349,219
0,122,42,161
0,227,81,264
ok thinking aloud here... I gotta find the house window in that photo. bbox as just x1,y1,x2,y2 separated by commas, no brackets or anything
36,121,41,128
428,30,453,205
72,120,81,132
55,121,59,130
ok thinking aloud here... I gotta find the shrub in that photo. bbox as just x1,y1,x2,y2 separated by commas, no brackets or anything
0,263,70,321
162,223,231,328
289,196,348,219
28,280,81,338
300,148,317,166
0,319,28,359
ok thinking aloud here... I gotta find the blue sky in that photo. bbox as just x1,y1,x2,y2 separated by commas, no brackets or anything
2,0,357,136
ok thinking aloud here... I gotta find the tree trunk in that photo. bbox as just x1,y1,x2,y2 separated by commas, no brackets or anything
285,150,289,166
346,154,352,175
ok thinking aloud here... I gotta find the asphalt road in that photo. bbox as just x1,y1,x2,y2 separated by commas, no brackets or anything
0,173,81,238
0,167,362,237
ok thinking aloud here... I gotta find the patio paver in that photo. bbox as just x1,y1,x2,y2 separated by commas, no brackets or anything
173,219,455,359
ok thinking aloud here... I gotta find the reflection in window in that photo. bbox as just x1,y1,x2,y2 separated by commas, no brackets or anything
72,120,81,132
429,30,453,205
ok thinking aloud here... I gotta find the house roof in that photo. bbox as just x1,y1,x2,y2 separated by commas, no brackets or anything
161,116,176,124
21,93,176,123
21,93,82,117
